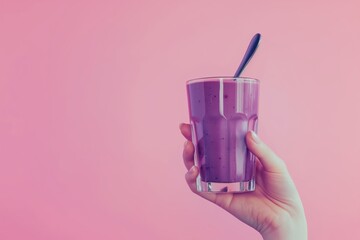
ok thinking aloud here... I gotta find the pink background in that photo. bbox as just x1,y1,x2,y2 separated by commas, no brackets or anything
1,1,360,239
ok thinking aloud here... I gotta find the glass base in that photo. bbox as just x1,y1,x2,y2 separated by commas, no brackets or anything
196,177,255,193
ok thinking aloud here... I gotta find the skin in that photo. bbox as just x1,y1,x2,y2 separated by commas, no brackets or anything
180,123,307,240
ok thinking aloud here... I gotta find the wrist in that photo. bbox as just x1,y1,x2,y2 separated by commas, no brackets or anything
261,214,307,240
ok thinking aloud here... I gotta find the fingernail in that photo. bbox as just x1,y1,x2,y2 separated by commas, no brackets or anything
250,131,260,144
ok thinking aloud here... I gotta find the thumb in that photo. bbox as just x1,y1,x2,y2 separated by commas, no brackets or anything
246,131,287,174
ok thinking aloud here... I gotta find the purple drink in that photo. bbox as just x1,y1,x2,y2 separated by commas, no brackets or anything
186,77,259,192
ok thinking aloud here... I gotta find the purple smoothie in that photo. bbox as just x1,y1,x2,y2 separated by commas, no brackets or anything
187,77,259,183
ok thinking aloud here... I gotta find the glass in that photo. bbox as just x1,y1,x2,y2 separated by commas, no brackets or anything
186,77,259,192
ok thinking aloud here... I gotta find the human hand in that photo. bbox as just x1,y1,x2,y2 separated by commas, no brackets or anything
180,123,307,240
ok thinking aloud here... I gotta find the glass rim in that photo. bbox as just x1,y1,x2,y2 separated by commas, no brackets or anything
186,76,260,85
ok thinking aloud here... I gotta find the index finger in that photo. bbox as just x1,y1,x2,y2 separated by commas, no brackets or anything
179,123,192,141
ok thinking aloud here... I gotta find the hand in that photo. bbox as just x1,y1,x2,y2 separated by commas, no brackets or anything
180,123,307,240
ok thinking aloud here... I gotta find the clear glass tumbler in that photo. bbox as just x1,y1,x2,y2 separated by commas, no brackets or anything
186,77,259,192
